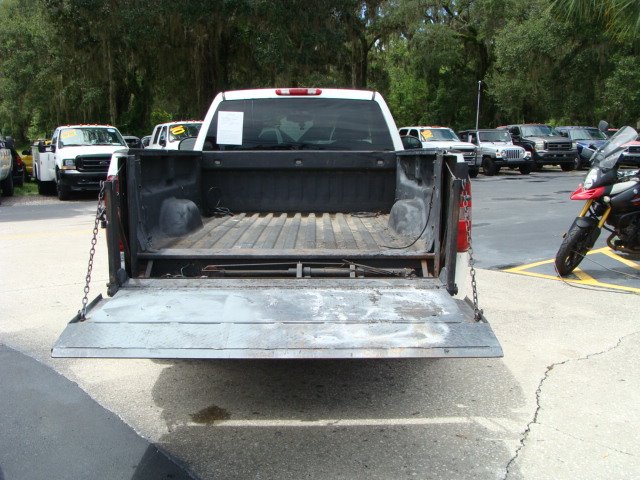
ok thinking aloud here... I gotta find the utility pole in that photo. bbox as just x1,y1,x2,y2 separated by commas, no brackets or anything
475,81,482,130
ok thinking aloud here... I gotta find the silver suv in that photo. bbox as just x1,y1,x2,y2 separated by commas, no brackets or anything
458,129,533,176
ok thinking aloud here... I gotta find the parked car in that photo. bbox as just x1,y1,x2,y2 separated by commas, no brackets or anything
617,139,640,167
0,139,13,196
398,126,480,177
458,129,533,175
2,137,25,187
146,121,203,150
498,124,577,171
123,135,143,149
21,147,33,180
554,126,607,169
13,151,26,187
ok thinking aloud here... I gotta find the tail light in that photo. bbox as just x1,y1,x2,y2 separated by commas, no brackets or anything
275,88,322,96
457,181,472,252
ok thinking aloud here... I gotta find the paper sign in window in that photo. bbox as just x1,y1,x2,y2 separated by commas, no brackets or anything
217,111,244,145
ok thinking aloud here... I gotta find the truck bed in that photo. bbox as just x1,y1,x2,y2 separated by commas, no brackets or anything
164,212,426,254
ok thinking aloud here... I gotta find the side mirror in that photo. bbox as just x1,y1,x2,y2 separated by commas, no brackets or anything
598,120,609,133
179,137,197,150
401,136,422,150
38,142,46,153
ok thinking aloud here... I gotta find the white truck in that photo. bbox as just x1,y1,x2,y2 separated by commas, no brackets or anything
398,126,480,178
53,88,502,360
33,124,128,199
146,121,203,150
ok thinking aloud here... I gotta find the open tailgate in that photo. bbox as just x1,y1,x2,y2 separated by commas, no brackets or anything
52,278,502,359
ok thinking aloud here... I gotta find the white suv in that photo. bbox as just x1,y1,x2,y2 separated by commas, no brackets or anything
147,121,203,150
399,126,480,177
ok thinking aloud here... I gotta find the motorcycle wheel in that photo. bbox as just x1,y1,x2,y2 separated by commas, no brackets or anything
555,224,598,276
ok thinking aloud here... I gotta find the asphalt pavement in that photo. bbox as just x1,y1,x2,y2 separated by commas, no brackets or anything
1,174,639,480
0,344,196,480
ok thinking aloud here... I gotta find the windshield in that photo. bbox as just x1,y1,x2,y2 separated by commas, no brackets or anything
565,128,606,141
478,130,511,143
591,126,639,170
169,123,201,142
59,127,125,147
520,125,554,137
420,128,459,142
205,98,394,151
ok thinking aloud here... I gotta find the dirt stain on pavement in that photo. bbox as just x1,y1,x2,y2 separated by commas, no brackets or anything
190,405,231,424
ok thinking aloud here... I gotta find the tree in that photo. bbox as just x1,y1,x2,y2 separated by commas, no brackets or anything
552,0,640,42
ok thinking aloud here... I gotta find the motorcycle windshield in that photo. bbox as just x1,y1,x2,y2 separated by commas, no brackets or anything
591,126,638,170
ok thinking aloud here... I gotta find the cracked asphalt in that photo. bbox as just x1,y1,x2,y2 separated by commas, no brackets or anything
2,173,640,480
503,332,640,479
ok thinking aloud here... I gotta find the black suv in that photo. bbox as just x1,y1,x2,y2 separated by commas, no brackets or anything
499,124,577,171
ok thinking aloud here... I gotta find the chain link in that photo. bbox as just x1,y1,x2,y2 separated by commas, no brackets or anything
79,181,106,319
461,178,483,321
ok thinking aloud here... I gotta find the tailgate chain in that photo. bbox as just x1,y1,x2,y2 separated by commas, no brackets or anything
78,181,106,320
461,178,483,321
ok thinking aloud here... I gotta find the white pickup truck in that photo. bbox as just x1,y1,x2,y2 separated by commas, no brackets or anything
146,121,202,150
33,124,127,199
399,126,480,178
53,88,502,360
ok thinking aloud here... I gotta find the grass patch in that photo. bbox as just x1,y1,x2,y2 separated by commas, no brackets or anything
15,181,39,196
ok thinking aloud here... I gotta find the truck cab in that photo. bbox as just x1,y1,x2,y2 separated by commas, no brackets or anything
33,124,127,199
147,121,203,150
398,126,480,178
458,129,532,176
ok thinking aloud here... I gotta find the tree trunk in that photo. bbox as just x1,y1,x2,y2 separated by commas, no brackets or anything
103,37,117,125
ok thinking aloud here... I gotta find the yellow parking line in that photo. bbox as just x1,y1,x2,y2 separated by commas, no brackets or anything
572,268,598,282
600,249,640,270
506,267,640,293
504,258,554,273
506,246,634,274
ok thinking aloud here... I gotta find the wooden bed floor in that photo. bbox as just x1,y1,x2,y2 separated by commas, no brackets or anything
166,212,425,252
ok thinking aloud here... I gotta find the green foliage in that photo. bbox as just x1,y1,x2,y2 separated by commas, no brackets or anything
601,55,640,127
150,109,173,127
0,0,639,139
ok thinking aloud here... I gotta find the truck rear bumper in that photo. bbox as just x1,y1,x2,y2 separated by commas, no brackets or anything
52,278,503,359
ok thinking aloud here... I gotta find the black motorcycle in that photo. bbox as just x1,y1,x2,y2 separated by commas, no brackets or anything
555,122,640,276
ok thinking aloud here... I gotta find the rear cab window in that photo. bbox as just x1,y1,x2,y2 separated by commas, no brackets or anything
203,98,395,151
